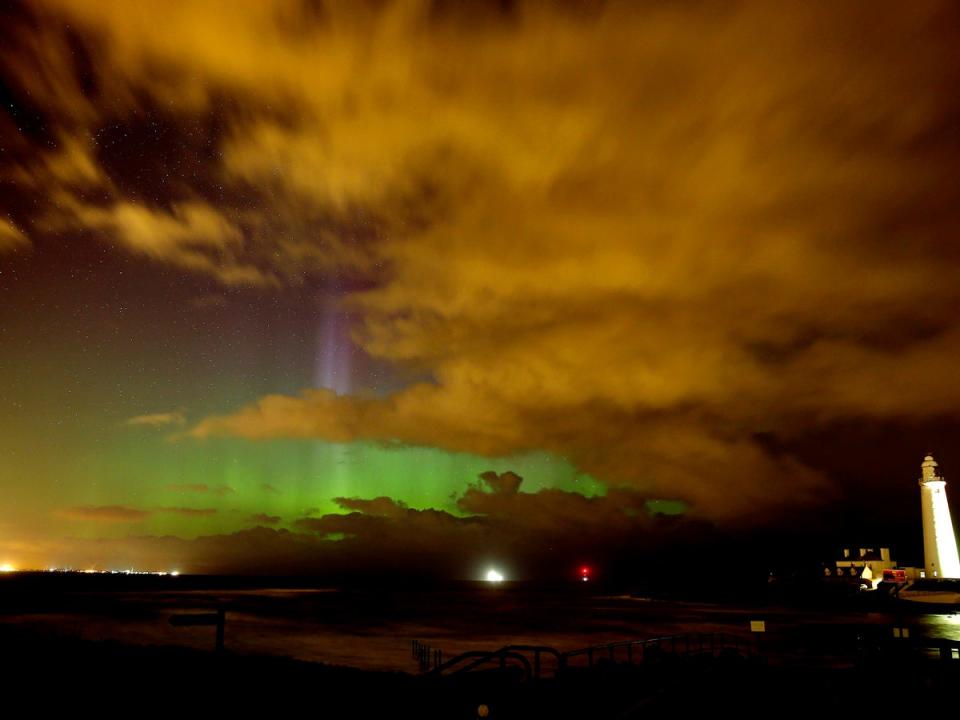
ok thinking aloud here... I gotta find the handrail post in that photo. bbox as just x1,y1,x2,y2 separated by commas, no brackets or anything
215,609,225,653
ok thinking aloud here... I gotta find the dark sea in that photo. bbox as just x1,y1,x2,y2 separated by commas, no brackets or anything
2,575,958,671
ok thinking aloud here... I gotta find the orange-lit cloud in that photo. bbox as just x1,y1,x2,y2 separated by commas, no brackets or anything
0,218,28,252
5,1,960,524
74,201,277,287
126,411,187,428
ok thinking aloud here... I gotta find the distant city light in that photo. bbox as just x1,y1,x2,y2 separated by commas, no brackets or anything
59,567,179,576
485,569,504,583
0,565,179,575
580,565,591,582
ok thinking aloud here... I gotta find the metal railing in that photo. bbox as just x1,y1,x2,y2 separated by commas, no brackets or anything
563,632,750,669
412,639,443,672
429,645,563,681
416,632,751,680
414,627,960,681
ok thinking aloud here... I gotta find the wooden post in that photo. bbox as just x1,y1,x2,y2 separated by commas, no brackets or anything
169,609,226,653
215,609,225,653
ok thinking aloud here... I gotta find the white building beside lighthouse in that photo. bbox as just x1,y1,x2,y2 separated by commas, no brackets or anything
919,454,960,579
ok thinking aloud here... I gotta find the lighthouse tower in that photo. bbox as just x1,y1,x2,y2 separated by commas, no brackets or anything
919,454,960,579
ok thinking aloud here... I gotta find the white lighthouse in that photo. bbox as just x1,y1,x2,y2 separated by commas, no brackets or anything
919,454,960,579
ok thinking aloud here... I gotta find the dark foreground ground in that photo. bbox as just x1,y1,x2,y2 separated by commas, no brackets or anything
3,575,959,716
2,622,958,719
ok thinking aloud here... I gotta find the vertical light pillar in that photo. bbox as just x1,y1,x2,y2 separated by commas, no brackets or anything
919,454,960,579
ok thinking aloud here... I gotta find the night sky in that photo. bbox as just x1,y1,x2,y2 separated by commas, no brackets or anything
2,1,960,577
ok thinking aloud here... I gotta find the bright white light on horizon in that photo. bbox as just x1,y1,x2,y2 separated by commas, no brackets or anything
0,563,15,573
485,569,504,583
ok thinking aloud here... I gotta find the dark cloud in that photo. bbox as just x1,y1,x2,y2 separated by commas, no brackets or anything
164,483,234,496
57,505,217,522
249,513,282,526
32,467,890,577
57,506,151,523
62,527,336,576
278,471,707,578
456,473,652,534
158,507,218,517
334,496,409,518
476,470,523,496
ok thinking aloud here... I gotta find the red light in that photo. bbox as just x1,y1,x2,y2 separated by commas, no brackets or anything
580,566,591,576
